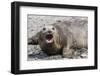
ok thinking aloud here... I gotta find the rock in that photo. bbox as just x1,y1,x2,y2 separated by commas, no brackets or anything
73,48,88,59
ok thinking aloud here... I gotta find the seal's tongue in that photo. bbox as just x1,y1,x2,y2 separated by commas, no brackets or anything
46,34,53,43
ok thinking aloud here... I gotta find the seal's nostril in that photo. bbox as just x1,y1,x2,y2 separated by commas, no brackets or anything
48,31,52,33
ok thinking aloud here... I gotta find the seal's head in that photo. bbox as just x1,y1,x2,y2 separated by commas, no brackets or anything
40,25,57,44
38,24,63,55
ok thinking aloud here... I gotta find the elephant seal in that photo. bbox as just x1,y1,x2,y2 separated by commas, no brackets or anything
28,20,88,58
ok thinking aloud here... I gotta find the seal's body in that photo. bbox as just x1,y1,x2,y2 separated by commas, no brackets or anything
28,20,87,58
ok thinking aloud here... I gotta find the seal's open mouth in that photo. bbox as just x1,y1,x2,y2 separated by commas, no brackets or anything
45,34,53,43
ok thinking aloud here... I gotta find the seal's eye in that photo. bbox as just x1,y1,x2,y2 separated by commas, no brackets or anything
52,27,55,30
43,28,46,31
